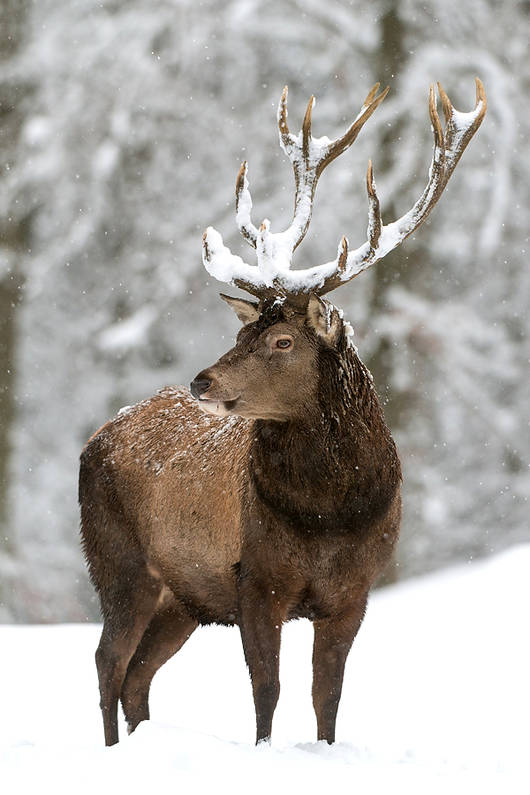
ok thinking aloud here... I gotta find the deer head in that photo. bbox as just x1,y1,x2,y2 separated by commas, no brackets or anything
193,80,486,419
191,293,349,420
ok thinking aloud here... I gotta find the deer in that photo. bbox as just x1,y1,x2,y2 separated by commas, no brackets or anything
79,78,486,747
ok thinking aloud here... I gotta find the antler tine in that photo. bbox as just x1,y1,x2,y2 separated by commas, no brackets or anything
315,78,487,298
302,95,315,161
322,83,390,173
437,81,453,126
278,85,290,143
202,227,279,301
338,236,348,274
366,159,382,251
440,77,487,175
235,161,258,249
277,83,389,254
429,84,444,149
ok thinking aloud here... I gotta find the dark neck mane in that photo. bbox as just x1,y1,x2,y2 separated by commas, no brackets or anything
249,342,401,535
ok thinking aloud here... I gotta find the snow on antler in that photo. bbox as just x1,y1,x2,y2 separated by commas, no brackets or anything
203,83,388,299
202,79,486,303
235,162,258,248
202,228,268,297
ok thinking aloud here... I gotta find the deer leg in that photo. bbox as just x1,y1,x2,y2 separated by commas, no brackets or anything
121,604,197,734
237,579,283,744
312,596,368,744
95,571,162,746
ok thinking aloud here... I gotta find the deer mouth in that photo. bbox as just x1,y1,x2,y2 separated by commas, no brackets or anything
198,396,240,417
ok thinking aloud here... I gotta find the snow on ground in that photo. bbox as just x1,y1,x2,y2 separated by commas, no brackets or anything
2,546,529,794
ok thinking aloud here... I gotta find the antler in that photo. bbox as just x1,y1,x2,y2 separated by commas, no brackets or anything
314,78,487,296
202,79,486,303
233,83,388,255
203,83,388,300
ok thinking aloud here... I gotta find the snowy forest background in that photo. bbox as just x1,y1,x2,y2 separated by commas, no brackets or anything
0,0,528,622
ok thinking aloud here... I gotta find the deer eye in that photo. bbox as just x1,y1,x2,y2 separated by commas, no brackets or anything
274,337,292,350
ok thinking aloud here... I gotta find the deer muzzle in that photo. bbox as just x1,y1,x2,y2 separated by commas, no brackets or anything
190,377,212,399
190,371,240,417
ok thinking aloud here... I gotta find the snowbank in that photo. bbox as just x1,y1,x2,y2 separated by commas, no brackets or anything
2,546,528,794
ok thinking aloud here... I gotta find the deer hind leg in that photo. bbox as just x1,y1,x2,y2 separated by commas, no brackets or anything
120,599,197,734
95,567,162,747
311,595,368,744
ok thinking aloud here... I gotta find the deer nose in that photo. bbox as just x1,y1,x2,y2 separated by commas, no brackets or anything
190,377,212,399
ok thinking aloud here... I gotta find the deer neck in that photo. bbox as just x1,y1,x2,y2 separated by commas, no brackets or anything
249,346,401,535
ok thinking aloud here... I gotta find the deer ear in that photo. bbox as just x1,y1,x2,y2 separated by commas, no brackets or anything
219,293,260,326
306,294,341,344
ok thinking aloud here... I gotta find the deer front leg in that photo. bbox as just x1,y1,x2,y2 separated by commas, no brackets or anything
237,576,283,744
312,596,368,744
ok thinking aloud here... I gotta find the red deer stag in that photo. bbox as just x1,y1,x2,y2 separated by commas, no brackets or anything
80,79,486,746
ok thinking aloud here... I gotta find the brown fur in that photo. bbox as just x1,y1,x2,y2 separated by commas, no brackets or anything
79,297,401,746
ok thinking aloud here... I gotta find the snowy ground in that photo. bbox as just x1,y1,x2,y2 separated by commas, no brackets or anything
2,546,528,795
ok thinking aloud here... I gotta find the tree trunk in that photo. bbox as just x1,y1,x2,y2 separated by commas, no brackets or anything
0,0,30,555
368,3,424,585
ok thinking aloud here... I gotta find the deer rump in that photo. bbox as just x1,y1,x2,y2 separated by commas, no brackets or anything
79,78,485,748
